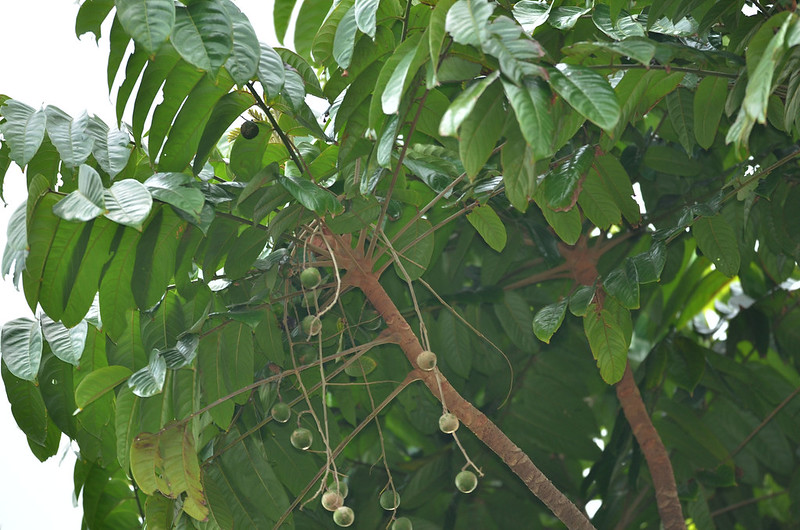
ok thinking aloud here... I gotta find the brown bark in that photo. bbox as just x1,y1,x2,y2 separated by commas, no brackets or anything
342,259,595,530
616,362,686,530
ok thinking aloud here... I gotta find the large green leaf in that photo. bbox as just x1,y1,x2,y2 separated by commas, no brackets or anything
542,144,594,211
532,299,567,344
22,194,61,313
43,106,93,167
0,99,47,166
512,0,550,33
171,1,233,73
53,165,105,222
446,0,493,46
693,76,727,150
40,315,87,366
578,164,620,229
0,317,43,381
148,62,205,163
104,179,153,228
583,305,628,384
128,349,167,397
548,64,619,131
115,0,176,55
74,365,133,409
603,259,640,309
440,72,499,137
501,120,535,212
494,290,535,350
257,43,285,100
115,47,149,124
158,425,208,520
1,202,27,287
666,88,695,154
692,214,740,277
293,0,333,60
429,0,457,79
225,226,269,279
381,35,425,115
467,205,507,252
502,77,554,160
131,44,182,143
354,0,379,38
132,206,186,309
458,82,505,180
221,0,260,85
86,117,132,178
383,218,435,280
278,172,343,215
334,6,358,70
483,16,545,82
145,173,205,218
1,362,48,444
193,91,255,174
99,227,140,340
591,154,639,225
75,0,115,40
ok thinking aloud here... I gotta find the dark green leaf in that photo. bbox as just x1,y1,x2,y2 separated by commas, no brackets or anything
145,173,205,218
502,77,554,160
692,214,740,277
693,76,728,150
257,44,286,100
278,173,343,215
542,145,594,211
40,315,86,366
467,205,507,252
459,82,505,179
533,299,567,343
221,0,261,85
666,88,695,154
548,64,620,131
75,365,133,409
583,304,628,384
440,72,499,137
115,0,176,55
333,6,358,69
171,2,233,73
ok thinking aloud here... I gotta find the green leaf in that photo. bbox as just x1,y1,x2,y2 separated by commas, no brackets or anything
630,241,666,284
193,90,255,173
548,6,589,30
512,0,550,33
467,205,507,252
107,16,131,90
583,305,628,384
115,47,149,124
533,299,567,343
103,179,153,228
130,431,160,494
275,48,324,98
273,0,294,43
666,88,695,154
354,0,379,38
578,164,620,229
22,194,61,313
446,0,493,47
542,145,594,211
53,165,105,222
502,77,554,160
533,185,581,244
1,362,48,444
225,226,269,279
115,0,176,55
99,227,140,340
692,214,740,277
293,0,333,61
133,207,186,309
377,114,400,168
148,62,205,163
2,202,27,287
74,365,133,410
483,16,545,82
334,6,358,69
158,425,208,520
76,0,114,40
381,36,425,115
43,106,93,167
494,290,535,350
592,4,644,40
40,315,87,366
0,99,47,166
368,32,423,127
1,317,43,381
502,121,535,212
278,173,343,215
459,82,505,180
131,44,182,144
384,218,435,281
221,0,260,85
603,259,640,309
86,117,132,178
744,15,790,125
160,334,199,369
548,64,620,131
569,285,595,316
440,71,499,137
145,173,205,218
591,154,639,225
171,2,233,73
429,0,457,79
257,44,286,100
692,76,727,150
128,349,167,397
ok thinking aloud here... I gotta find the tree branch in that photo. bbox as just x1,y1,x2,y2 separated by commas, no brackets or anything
616,362,685,530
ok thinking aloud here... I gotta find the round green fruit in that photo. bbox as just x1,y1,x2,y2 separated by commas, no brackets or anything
327,478,349,499
301,315,322,336
455,470,478,493
379,490,401,510
300,267,322,289
416,350,437,371
270,402,291,423
290,427,313,450
333,506,355,527
321,491,343,511
240,120,259,139
439,413,459,434
392,517,413,530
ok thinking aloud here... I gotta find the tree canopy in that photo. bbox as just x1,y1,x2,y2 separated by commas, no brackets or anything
1,0,800,528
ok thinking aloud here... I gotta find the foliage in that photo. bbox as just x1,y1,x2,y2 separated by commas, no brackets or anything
2,0,800,528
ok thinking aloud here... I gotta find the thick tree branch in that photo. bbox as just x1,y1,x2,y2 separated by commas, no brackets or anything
616,362,685,530
338,244,595,530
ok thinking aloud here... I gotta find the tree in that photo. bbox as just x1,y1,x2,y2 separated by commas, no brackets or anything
1,0,800,528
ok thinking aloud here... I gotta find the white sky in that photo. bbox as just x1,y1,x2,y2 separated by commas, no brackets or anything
0,2,279,528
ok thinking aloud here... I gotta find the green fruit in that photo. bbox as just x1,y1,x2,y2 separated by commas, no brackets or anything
271,402,291,423
392,517,413,530
301,315,322,336
344,355,377,377
416,350,437,371
303,290,317,308
241,120,259,139
333,506,355,527
321,491,343,511
455,470,478,493
379,490,401,510
290,427,313,450
362,309,382,330
438,413,459,434
327,478,349,499
300,267,322,289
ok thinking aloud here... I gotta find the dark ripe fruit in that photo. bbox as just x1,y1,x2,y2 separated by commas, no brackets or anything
290,427,313,450
438,413,459,434
270,402,291,423
321,491,343,511
240,120,259,139
455,471,478,493
379,490,401,510
301,315,322,336
332,506,355,527
300,267,322,289
416,350,437,371
392,517,413,530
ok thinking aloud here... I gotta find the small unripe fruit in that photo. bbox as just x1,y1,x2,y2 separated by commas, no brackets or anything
392,517,413,530
333,506,355,527
439,413,459,434
240,120,259,139
301,315,322,336
416,350,437,371
362,309,382,330
455,470,478,493
290,427,313,450
300,267,322,289
303,290,317,308
327,479,349,499
379,490,401,510
271,402,291,423
321,491,344,511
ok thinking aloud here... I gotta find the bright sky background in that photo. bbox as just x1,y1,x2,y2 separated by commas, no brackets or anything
0,2,279,528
